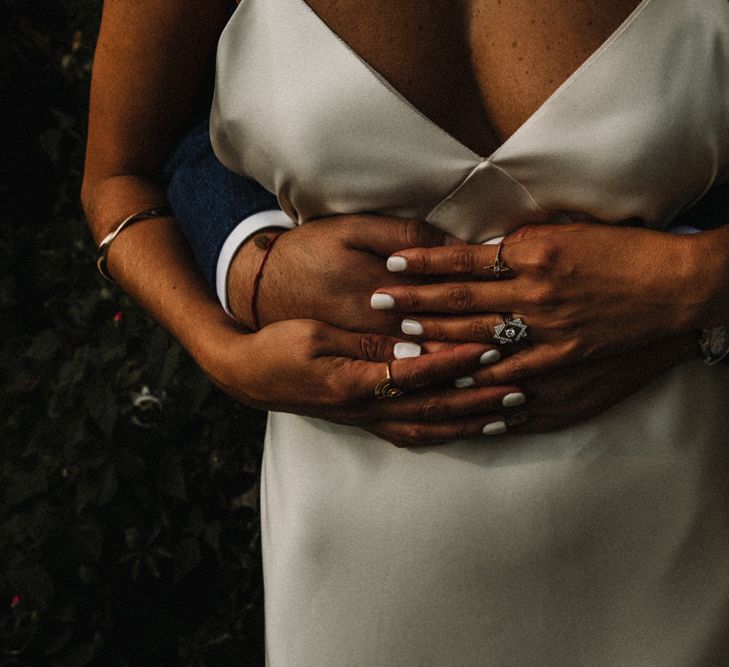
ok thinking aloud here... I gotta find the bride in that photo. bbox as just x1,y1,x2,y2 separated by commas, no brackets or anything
83,0,729,663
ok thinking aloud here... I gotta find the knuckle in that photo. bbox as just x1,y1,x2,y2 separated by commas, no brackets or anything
406,365,430,388
300,321,328,352
446,285,476,311
416,251,432,275
428,319,448,341
322,368,357,407
504,354,527,380
471,317,494,342
527,240,560,274
449,247,476,273
527,284,560,307
420,397,447,422
401,289,422,311
357,333,388,361
325,382,353,408
403,424,424,442
402,218,425,247
477,365,497,386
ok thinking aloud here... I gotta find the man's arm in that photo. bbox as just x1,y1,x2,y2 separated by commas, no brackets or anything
164,119,293,312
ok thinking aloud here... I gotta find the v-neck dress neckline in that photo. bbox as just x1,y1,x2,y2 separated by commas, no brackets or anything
295,0,655,162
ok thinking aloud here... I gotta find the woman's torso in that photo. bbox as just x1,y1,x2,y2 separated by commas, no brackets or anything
211,1,729,662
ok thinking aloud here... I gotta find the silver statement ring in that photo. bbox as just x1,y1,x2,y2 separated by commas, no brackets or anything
493,314,528,345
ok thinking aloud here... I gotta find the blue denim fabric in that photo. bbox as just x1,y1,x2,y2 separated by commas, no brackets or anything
163,119,280,288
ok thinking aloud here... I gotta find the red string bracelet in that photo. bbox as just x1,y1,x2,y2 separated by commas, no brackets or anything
250,231,283,331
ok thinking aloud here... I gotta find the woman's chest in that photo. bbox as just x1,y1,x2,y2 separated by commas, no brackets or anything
212,0,729,237
305,0,641,154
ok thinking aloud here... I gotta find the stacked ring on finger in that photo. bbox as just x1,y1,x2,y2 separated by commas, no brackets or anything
482,240,511,279
374,361,404,399
493,314,529,345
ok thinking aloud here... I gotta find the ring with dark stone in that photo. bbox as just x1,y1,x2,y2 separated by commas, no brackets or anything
493,315,528,345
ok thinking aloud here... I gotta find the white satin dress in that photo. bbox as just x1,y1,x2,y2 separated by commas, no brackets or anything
210,0,729,663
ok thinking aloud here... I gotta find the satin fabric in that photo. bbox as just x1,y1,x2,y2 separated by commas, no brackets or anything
211,0,729,663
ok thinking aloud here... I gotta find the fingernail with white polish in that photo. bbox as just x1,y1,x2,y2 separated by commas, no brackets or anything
483,421,507,435
502,392,526,408
371,293,395,310
454,376,475,389
387,256,408,272
401,319,424,336
480,350,501,365
394,342,421,359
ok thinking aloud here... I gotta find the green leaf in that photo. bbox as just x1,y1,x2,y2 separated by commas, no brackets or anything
85,383,118,436
203,521,221,555
24,329,61,362
186,506,205,537
57,345,90,387
159,343,182,389
64,642,97,667
70,525,103,562
7,564,54,611
157,452,187,501
96,464,118,505
173,537,201,583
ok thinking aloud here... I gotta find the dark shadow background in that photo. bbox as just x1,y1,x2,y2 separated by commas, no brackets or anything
1,1,266,663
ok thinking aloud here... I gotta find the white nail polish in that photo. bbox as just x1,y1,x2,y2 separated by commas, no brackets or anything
401,319,424,336
502,392,526,407
387,256,408,272
480,350,501,365
371,293,395,310
394,342,421,359
483,421,507,435
454,376,475,389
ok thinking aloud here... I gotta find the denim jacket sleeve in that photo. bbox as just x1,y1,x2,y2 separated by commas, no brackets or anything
163,118,280,289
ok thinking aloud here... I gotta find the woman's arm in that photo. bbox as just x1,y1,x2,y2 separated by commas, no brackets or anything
82,0,236,362
370,220,729,376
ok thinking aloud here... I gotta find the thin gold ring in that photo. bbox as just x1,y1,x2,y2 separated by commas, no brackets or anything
374,361,404,399
482,241,511,279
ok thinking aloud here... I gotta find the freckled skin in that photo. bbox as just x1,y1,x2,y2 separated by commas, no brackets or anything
306,0,641,154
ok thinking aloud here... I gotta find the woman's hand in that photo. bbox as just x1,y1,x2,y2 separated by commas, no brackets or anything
475,333,697,432
202,319,523,447
227,215,462,335
370,222,708,378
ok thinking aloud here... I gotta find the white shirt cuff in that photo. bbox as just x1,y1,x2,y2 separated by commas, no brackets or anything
215,209,296,316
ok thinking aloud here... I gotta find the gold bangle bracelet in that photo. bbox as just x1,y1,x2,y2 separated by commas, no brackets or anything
95,206,172,283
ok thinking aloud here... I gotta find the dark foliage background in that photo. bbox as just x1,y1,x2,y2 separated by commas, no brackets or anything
1,1,267,663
